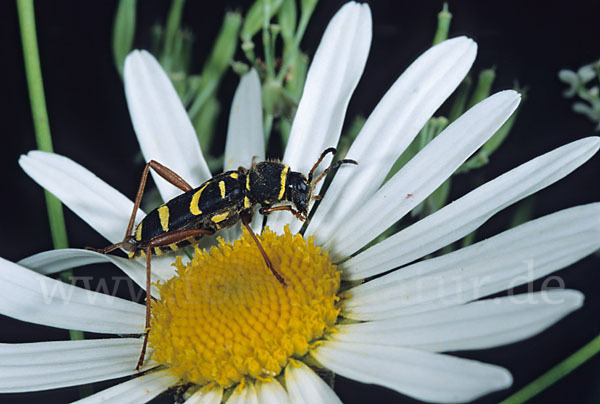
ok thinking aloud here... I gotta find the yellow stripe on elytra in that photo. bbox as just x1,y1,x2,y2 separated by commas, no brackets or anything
244,196,252,209
135,222,143,241
154,247,163,256
219,181,226,198
158,205,170,232
230,172,238,179
278,165,289,200
245,174,251,191
169,243,179,251
211,212,229,223
190,183,209,215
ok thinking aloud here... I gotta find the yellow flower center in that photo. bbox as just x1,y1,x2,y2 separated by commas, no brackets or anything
149,226,340,388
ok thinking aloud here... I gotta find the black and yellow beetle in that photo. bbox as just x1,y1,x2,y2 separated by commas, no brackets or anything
92,147,357,368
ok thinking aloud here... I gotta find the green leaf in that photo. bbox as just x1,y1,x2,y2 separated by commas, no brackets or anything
278,0,297,47
387,141,419,183
448,75,472,122
202,11,241,86
284,51,308,99
508,196,535,229
387,117,448,182
456,93,522,175
432,3,452,46
467,68,496,109
188,12,241,120
427,176,451,214
112,0,137,77
275,0,316,83
162,0,186,70
460,230,476,248
241,0,284,42
300,0,319,16
336,115,366,159
279,117,292,145
481,103,520,156
192,96,220,153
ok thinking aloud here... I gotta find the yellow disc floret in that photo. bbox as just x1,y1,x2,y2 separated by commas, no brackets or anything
149,226,340,388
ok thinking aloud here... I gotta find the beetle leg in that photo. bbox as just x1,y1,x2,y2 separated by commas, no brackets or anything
241,211,287,287
124,161,194,240
91,161,195,255
138,245,152,371
259,205,307,222
146,160,194,192
85,242,122,254
135,228,214,371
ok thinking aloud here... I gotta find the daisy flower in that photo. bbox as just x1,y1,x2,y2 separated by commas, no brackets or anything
3,2,600,403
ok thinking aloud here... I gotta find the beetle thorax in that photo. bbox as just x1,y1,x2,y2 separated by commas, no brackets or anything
246,161,290,205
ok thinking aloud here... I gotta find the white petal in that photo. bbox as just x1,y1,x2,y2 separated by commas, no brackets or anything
307,37,477,244
124,50,210,201
0,257,145,334
18,248,167,299
312,341,512,403
325,90,521,259
267,2,372,234
0,338,155,392
222,68,266,241
19,151,143,245
136,253,182,282
19,248,109,275
184,387,223,404
225,69,265,171
72,369,178,404
255,380,291,404
344,203,600,320
335,290,583,352
342,136,600,279
227,382,259,404
285,362,342,404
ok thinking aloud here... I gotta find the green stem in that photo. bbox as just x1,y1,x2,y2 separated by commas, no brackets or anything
162,0,186,71
18,0,70,251
275,0,314,83
467,68,496,109
17,0,53,153
262,1,275,79
432,3,452,46
499,334,600,404
448,75,472,122
17,0,88,374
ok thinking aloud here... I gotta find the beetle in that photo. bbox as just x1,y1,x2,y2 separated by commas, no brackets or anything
92,147,357,369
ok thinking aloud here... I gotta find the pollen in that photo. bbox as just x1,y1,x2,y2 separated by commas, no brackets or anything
149,226,340,388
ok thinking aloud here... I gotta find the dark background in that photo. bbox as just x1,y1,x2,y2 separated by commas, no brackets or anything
2,0,600,403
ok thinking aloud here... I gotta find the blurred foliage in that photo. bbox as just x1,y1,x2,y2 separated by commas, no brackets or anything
559,59,600,131
113,1,527,245
112,0,317,166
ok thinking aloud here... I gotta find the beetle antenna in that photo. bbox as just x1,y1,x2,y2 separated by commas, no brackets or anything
308,147,337,183
311,158,358,187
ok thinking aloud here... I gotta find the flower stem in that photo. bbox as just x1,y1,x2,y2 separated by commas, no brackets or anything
17,0,70,251
17,0,88,341
432,3,452,46
499,333,600,404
